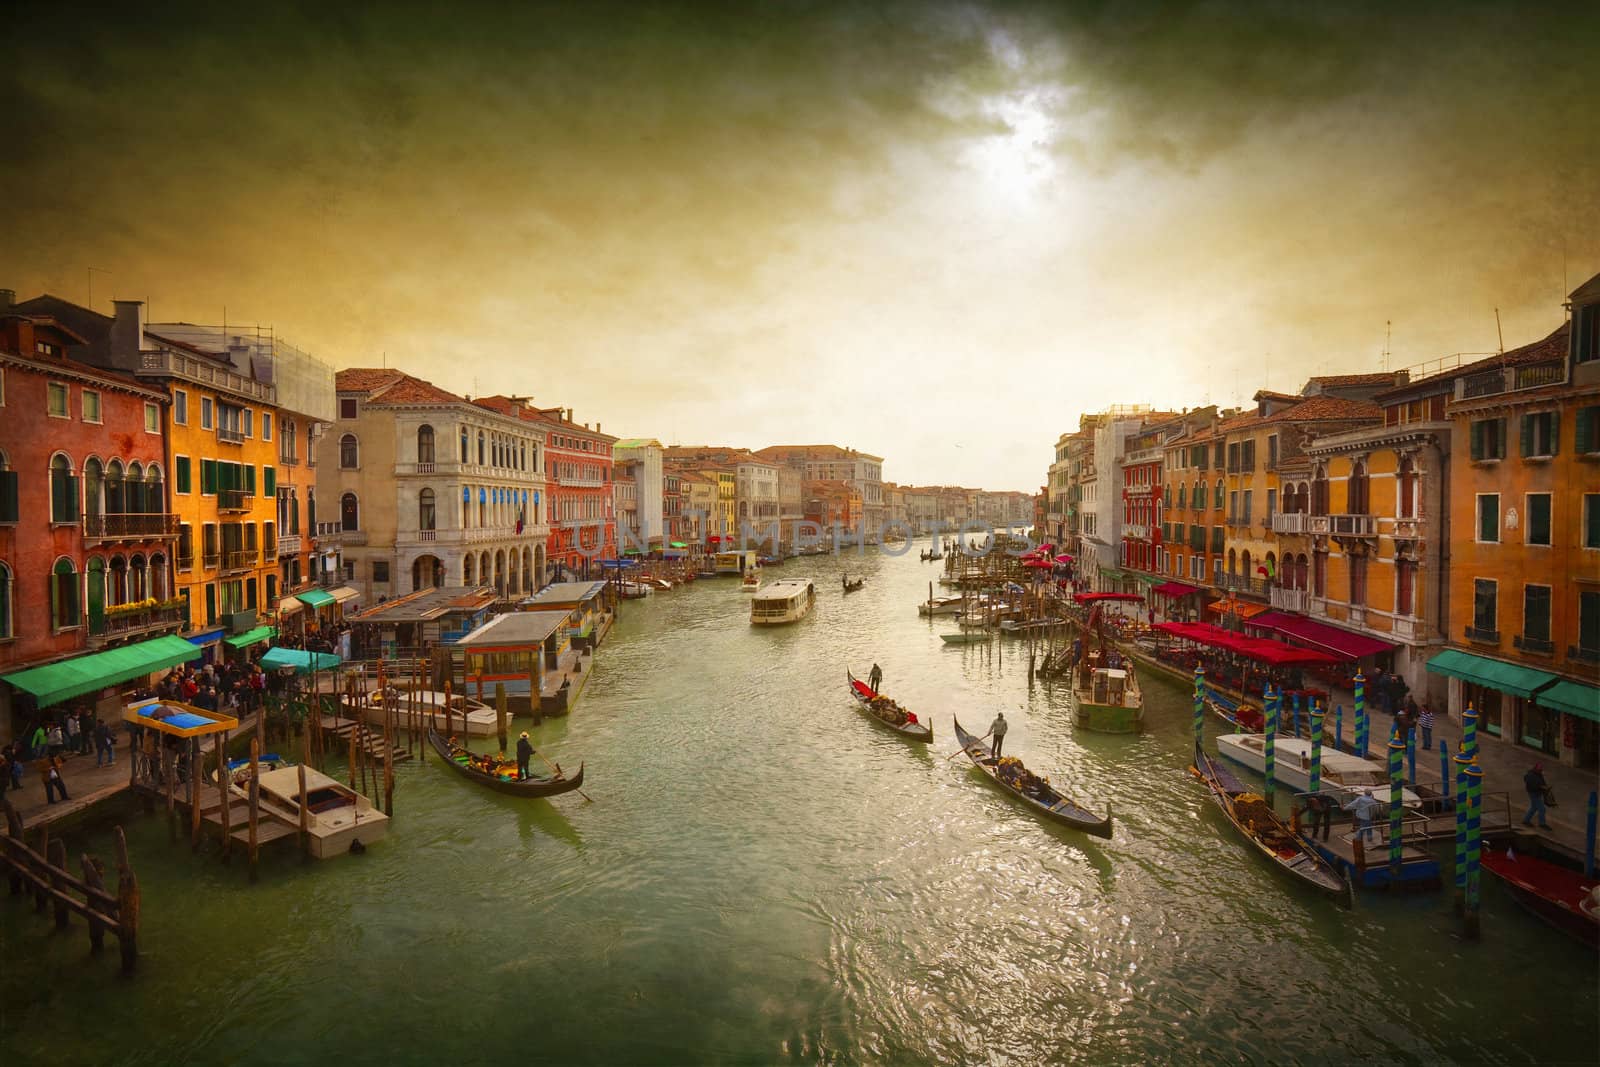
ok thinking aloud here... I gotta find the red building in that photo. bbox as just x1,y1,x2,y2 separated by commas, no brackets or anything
1,304,181,739
1121,423,1165,577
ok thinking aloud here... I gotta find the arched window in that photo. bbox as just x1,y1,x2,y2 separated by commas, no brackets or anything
1311,467,1329,516
477,431,486,466
127,461,145,513
1264,551,1276,586
460,426,469,463
105,459,125,515
1397,456,1416,519
463,554,475,585
84,458,104,518
51,454,78,523
417,425,435,464
146,465,163,515
1348,460,1369,515
340,434,359,470
151,553,168,599
419,488,436,532
340,492,359,532
109,554,128,606
0,561,12,639
1227,548,1237,576
1241,549,1252,583
1212,479,1224,508
130,554,148,601
51,557,80,629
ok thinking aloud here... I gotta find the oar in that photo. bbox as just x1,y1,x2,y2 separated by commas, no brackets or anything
945,730,992,761
533,747,593,803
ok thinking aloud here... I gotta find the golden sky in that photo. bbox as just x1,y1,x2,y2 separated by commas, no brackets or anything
5,1,1597,490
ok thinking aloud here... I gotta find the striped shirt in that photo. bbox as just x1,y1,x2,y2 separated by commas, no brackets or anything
1417,707,1435,729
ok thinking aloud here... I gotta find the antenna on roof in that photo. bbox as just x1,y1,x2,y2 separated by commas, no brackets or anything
1383,320,1391,371
1494,308,1504,354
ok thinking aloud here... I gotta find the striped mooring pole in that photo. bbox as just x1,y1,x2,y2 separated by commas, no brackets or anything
1586,791,1598,878
1192,667,1206,756
1461,704,1478,762
1353,672,1368,759
1453,748,1471,915
1309,704,1324,794
1388,735,1406,875
1263,686,1279,804
1463,760,1484,939
1406,729,1417,786
1439,740,1451,809
1335,703,1344,753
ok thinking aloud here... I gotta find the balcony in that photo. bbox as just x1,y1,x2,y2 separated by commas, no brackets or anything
83,513,180,542
1126,483,1154,497
340,530,369,546
221,549,257,572
1307,515,1330,536
176,552,194,570
1391,616,1420,641
1459,360,1567,401
1123,523,1149,541
218,489,253,512
1271,512,1312,535
139,348,274,403
202,551,220,569
1464,624,1500,644
1218,574,1271,598
277,534,302,557
1269,586,1309,612
1513,634,1555,655
1329,514,1377,537
278,453,300,467
88,603,188,646
217,427,246,445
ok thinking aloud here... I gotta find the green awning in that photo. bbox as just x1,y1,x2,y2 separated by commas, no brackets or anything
259,647,342,674
296,588,336,609
1535,679,1600,723
1,635,202,708
670,541,688,549
224,625,277,649
622,547,643,555
1425,649,1559,699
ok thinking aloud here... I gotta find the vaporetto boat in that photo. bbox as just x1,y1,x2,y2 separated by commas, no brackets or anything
750,578,816,625
1214,733,1423,808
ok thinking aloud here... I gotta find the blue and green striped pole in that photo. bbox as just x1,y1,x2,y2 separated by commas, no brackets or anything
1309,704,1324,794
1353,672,1368,759
1388,736,1406,875
1193,667,1205,755
1453,749,1471,915
1439,740,1450,809
1461,704,1478,762
1334,703,1343,753
1406,728,1417,786
1263,686,1279,804
1464,760,1484,939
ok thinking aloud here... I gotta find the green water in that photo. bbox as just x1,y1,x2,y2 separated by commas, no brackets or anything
4,548,1596,1065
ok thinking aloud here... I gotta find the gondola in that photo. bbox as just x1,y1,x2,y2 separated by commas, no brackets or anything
842,577,865,593
1480,844,1600,950
846,671,932,742
1190,743,1347,899
951,717,1112,839
426,728,585,798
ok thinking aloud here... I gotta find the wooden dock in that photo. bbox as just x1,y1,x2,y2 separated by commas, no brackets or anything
318,716,412,766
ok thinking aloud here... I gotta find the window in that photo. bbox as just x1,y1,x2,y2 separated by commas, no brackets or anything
1397,456,1417,519
50,558,80,629
1347,460,1369,514
1477,494,1499,543
1523,585,1552,644
418,425,435,464
48,382,68,417
1228,490,1238,522
1521,493,1551,546
1469,417,1506,461
1578,406,1600,455
339,397,358,420
341,492,359,531
281,419,297,463
1520,411,1558,458
243,409,254,438
1349,554,1367,607
82,390,102,423
1267,435,1278,469
478,431,486,466
1396,558,1416,617
263,467,275,497
1587,494,1600,550
200,459,217,496
201,397,214,429
1265,488,1276,523
1472,579,1497,637
262,412,272,441
340,434,359,469
1578,304,1599,364
460,427,469,462
1313,550,1327,597
1580,591,1600,657
373,561,390,583
419,488,436,531
175,456,191,494
174,390,188,425
1242,489,1253,525
1213,479,1224,508
177,525,193,568
50,454,78,523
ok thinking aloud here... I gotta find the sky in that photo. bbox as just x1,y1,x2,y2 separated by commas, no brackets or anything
5,0,1598,492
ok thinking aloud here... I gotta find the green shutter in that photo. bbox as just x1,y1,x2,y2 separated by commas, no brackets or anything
0,470,17,523
1495,418,1508,459
1520,414,1533,458
1548,413,1559,456
1578,407,1596,455
204,584,217,625
1588,495,1600,550
175,457,191,494
201,459,217,495
263,466,275,497
245,464,256,494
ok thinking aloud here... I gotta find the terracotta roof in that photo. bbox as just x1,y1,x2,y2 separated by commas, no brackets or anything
1305,372,1397,387
336,367,464,406
1266,396,1382,423
1452,322,1569,377
336,368,407,392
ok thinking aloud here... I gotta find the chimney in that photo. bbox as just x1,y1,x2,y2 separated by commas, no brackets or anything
566,408,574,422
110,300,146,369
0,289,13,310
596,423,601,434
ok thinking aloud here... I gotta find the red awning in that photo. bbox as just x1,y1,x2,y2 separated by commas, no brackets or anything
1254,612,1396,661
1152,620,1340,666
1151,581,1204,598
1075,592,1145,604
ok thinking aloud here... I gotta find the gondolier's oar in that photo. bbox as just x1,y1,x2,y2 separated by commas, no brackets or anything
533,748,593,803
945,731,992,761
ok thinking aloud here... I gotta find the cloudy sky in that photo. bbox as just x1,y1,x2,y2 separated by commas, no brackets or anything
5,1,1597,491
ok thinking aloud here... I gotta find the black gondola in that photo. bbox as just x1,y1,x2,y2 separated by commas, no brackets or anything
426,728,585,798
951,717,1112,839
1190,743,1347,898
842,576,865,593
847,670,932,742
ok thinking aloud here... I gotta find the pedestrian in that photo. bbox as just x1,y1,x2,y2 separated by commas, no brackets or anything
1301,792,1333,842
46,720,65,758
28,721,46,760
9,742,24,791
95,718,116,767
41,754,69,804
1344,789,1381,844
1417,703,1435,750
516,731,534,781
64,712,81,755
989,712,1008,759
0,748,9,800
1523,762,1552,830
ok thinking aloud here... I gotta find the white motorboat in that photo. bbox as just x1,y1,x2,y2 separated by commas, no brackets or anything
214,760,389,858
741,570,763,593
751,578,816,624
918,595,965,616
1215,733,1424,808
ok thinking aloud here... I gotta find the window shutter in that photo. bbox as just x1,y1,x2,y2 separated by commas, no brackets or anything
1588,496,1600,550
1578,408,1595,455
67,475,80,520
1520,414,1533,458
1548,413,1559,456
1469,421,1482,461
1495,418,1508,459
201,460,217,495
245,464,257,494
0,470,17,523
263,466,275,497
176,457,191,494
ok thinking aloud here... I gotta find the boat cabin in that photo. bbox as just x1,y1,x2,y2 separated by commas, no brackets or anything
750,578,817,625
452,610,571,712
1088,668,1132,708
346,586,499,659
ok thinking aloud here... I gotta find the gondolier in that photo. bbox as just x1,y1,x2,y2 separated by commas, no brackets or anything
989,712,1008,758
517,731,535,781
868,663,883,693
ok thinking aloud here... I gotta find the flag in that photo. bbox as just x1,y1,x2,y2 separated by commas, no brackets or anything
516,507,524,535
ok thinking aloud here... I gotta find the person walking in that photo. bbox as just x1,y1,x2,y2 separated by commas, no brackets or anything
1523,762,1552,829
41,755,69,804
1343,789,1382,844
28,721,46,760
989,712,1009,759
95,719,116,767
64,712,81,756
1300,792,1333,842
1417,703,1435,750
46,720,65,758
516,731,535,781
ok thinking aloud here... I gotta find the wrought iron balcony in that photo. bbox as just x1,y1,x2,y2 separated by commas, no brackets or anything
218,489,253,512
221,549,257,572
202,551,220,569
88,603,188,645
1218,574,1271,598
83,513,180,542
217,427,246,445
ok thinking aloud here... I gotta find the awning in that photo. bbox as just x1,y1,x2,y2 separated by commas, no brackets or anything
224,625,277,649
1075,592,1145,604
327,586,361,604
1152,581,1204,598
1426,649,1560,699
1535,679,1600,723
296,588,336,609
2,635,203,708
1207,599,1270,619
1249,612,1395,660
670,541,688,549
259,647,342,675
277,596,304,616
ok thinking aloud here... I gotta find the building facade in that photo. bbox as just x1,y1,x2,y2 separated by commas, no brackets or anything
613,438,663,549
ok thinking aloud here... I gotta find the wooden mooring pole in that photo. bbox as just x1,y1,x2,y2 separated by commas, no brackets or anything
247,738,261,882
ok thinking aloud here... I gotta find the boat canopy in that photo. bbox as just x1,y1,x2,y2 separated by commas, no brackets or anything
1074,592,1145,604
1151,581,1204,598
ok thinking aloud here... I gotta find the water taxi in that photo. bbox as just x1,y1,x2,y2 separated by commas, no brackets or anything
214,759,389,858
741,569,763,593
750,578,816,625
1072,656,1144,734
918,595,964,616
1215,733,1424,809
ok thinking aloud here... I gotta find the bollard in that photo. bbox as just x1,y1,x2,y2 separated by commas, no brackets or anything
1461,704,1478,762
1335,704,1344,754
1586,791,1598,879
1406,731,1417,787
1439,740,1451,811
1453,750,1470,916
1192,667,1206,756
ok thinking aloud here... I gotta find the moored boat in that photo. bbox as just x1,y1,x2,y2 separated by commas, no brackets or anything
1214,733,1424,809
1072,650,1144,733
919,595,964,616
940,631,991,645
952,717,1112,838
426,728,586,798
846,670,932,742
750,578,816,624
213,758,389,858
1190,744,1347,899
1480,845,1600,950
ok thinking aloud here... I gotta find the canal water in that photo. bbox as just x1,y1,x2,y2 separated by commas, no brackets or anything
5,547,1596,1065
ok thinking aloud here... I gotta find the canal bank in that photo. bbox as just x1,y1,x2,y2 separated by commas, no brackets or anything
3,546,1595,1065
